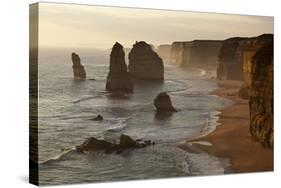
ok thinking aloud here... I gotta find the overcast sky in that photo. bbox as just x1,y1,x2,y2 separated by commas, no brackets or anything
38,2,274,49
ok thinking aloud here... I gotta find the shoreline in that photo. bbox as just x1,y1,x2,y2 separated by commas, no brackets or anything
179,79,273,173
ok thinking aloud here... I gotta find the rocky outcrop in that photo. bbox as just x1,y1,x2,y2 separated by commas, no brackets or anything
249,38,273,148
154,92,177,113
106,42,134,93
71,52,86,79
76,134,154,154
170,40,222,70
157,44,171,63
128,41,164,80
216,37,247,80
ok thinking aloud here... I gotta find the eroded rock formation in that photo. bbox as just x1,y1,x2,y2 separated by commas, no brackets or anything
128,41,164,80
71,52,86,79
170,40,222,70
154,92,177,113
249,38,273,148
76,134,154,154
106,42,133,93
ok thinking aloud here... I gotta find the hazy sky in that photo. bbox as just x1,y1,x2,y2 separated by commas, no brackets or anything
38,3,274,49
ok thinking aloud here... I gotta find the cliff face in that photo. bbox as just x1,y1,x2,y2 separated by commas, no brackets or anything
71,52,86,79
156,44,171,63
217,34,273,81
249,38,273,148
106,42,134,93
128,41,164,80
216,37,247,80
242,34,273,86
170,42,184,65
170,40,222,70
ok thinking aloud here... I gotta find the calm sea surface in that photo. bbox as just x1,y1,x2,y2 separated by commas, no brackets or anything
37,47,232,185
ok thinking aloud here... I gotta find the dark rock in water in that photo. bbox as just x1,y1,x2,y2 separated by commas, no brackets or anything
238,84,250,99
154,92,177,113
119,134,138,148
71,52,86,79
106,42,134,93
249,38,273,148
91,114,103,121
76,134,153,154
128,41,164,80
77,137,114,152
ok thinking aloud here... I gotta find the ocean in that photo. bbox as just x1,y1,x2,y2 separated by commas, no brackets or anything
37,47,232,185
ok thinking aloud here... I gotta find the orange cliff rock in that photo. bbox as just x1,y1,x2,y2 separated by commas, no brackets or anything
249,37,273,148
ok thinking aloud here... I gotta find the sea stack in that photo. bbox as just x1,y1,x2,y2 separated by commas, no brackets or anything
128,41,164,80
106,42,134,93
71,52,86,80
249,38,273,148
154,92,177,113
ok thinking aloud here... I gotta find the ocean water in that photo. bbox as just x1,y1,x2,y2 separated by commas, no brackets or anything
37,47,232,185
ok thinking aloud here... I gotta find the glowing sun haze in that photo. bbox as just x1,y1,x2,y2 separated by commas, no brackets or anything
38,3,274,49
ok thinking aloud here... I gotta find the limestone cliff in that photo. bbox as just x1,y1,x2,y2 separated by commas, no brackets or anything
156,44,171,63
170,42,184,65
71,52,86,79
128,41,164,80
242,34,273,86
249,38,273,148
216,37,247,80
217,34,273,81
106,42,134,93
170,40,222,70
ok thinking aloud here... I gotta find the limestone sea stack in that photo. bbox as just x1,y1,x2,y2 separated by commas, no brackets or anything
106,42,134,93
128,41,164,80
71,52,86,79
249,38,273,148
154,92,177,113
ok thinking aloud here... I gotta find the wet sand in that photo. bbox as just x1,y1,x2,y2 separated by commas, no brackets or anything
179,80,273,173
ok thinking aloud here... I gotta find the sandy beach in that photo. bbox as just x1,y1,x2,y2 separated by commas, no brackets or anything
179,80,273,173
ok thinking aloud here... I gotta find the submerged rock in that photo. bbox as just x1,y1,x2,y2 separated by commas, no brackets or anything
128,41,164,80
90,114,103,121
249,38,273,148
106,42,134,93
71,52,86,79
76,134,153,154
154,92,177,113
